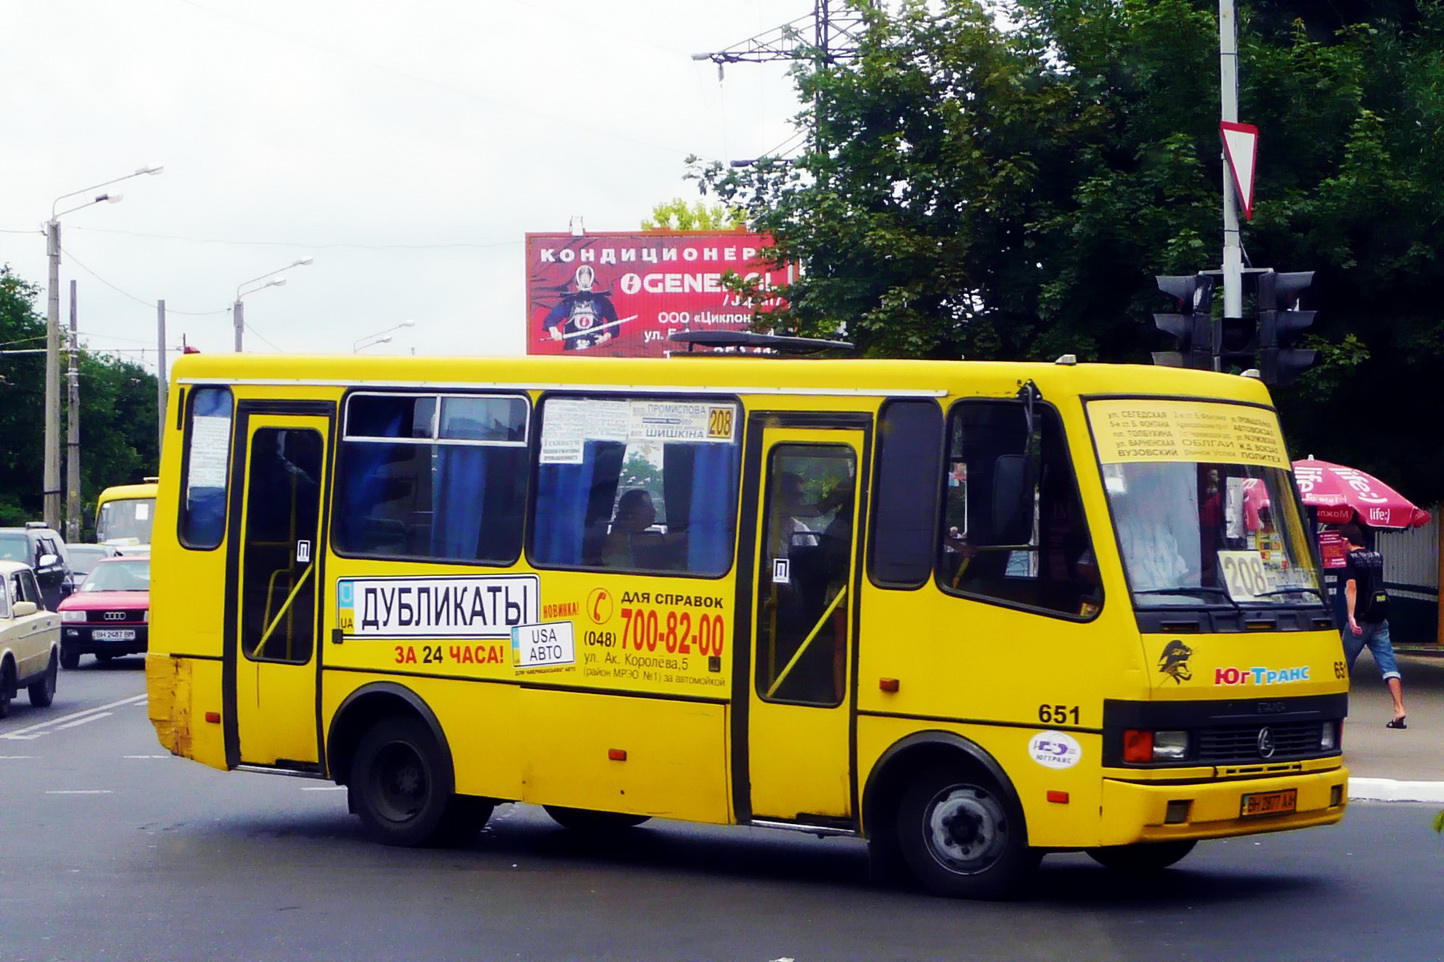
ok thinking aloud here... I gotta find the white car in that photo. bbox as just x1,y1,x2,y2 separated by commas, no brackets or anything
0,559,60,717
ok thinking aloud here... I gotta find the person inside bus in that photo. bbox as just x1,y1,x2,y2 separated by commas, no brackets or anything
601,489,656,568
770,472,819,559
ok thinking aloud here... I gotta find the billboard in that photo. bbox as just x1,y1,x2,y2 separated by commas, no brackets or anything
525,231,792,357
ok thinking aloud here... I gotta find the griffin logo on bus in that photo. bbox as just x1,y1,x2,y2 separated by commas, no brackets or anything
1158,640,1194,684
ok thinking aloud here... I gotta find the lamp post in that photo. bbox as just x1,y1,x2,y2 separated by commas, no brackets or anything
353,319,416,353
45,164,163,531
233,257,313,351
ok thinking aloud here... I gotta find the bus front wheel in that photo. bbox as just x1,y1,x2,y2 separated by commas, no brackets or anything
351,716,483,847
896,765,1038,900
1086,840,1197,873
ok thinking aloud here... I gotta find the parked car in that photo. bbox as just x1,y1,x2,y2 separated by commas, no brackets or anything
66,543,120,592
0,523,73,611
0,559,60,717
57,556,150,669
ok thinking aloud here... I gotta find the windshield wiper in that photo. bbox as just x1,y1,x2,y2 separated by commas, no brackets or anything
1133,586,1241,609
1251,587,1325,601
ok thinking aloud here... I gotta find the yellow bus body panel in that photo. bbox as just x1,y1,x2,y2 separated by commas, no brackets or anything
145,353,1349,859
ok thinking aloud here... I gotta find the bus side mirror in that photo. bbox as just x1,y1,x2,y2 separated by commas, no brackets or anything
13,600,37,617
989,454,1033,545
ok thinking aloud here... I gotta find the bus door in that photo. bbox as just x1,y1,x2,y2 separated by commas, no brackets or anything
226,408,331,771
744,420,867,824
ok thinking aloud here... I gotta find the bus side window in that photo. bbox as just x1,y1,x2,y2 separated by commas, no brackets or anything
939,400,1101,619
334,393,529,565
530,396,741,577
178,386,234,550
869,399,944,588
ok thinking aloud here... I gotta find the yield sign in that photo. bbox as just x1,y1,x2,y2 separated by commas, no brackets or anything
1220,121,1259,220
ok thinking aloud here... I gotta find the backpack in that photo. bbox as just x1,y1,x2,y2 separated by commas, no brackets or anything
1357,584,1390,624
1350,549,1389,624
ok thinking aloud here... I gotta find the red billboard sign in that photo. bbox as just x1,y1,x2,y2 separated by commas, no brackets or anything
525,231,791,357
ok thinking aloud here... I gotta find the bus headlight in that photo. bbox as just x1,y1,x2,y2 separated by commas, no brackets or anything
1152,730,1189,761
1320,721,1338,752
1123,729,1190,763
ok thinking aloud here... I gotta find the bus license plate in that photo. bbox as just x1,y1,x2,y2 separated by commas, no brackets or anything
1240,788,1297,818
92,629,136,641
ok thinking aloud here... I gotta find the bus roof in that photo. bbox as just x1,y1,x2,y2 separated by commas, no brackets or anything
97,482,159,503
170,352,1276,407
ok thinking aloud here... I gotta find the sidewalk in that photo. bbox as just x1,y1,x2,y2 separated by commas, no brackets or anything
1342,650,1444,801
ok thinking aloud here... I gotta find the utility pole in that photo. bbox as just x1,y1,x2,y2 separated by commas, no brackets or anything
232,297,244,352
66,280,81,542
44,219,62,530
157,299,168,453
692,0,869,69
1219,0,1243,324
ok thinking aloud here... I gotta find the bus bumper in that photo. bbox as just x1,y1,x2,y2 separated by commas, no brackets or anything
1096,765,1349,846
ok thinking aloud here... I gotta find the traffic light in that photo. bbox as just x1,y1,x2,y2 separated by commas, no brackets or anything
1257,269,1319,386
1215,314,1258,372
1153,273,1215,370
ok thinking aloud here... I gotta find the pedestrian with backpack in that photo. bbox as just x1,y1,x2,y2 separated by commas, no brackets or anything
1338,522,1408,728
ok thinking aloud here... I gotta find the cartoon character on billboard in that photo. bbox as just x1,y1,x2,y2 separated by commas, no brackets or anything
544,265,622,351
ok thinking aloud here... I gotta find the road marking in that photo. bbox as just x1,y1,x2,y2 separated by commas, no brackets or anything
1349,777,1444,803
123,754,172,759
56,712,112,730
0,755,36,760
45,790,114,795
301,785,346,792
0,694,146,740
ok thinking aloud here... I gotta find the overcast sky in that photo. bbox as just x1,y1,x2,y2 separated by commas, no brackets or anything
0,0,804,368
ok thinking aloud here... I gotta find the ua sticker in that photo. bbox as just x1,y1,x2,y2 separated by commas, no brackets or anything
1028,731,1082,770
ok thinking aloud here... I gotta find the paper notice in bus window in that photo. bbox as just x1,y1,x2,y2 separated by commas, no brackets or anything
187,415,232,487
1087,400,1289,469
628,401,736,443
540,398,628,463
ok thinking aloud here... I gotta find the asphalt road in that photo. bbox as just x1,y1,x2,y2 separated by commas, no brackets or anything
3,659,1442,962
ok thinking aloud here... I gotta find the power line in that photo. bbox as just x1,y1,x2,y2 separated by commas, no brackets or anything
59,246,228,316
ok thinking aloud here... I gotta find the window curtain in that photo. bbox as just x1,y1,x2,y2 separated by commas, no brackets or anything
433,446,486,559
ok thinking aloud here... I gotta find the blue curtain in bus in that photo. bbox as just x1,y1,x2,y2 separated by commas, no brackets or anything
334,405,406,553
433,446,485,558
687,442,738,574
533,459,596,565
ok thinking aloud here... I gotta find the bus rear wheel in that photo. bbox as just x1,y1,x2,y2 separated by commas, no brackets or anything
351,716,482,847
543,806,651,832
895,764,1037,900
1086,840,1197,873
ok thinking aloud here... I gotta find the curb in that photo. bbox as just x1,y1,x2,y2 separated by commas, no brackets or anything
1348,777,1444,803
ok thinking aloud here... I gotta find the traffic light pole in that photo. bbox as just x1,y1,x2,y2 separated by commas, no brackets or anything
1218,0,1244,323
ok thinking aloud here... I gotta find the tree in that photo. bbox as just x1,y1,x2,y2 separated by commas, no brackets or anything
641,199,745,231
0,265,159,529
696,0,1444,501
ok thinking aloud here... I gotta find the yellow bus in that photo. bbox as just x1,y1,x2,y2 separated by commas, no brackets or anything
95,480,158,545
146,343,1348,899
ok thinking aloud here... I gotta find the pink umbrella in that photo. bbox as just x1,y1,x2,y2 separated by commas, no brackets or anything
1291,458,1432,529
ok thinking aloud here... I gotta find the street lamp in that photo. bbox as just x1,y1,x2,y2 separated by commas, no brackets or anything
232,257,313,352
45,164,164,531
353,319,416,353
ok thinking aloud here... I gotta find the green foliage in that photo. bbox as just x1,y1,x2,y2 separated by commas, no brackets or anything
0,265,159,530
695,0,1444,500
641,199,746,231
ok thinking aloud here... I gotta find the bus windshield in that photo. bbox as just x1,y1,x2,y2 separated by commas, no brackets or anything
96,497,155,543
1102,461,1322,607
